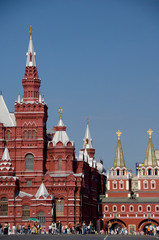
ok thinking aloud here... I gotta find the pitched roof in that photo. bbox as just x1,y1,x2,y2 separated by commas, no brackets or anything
83,118,93,149
0,95,16,127
113,136,125,168
144,136,157,167
52,118,73,146
2,147,11,161
26,33,36,67
35,182,49,199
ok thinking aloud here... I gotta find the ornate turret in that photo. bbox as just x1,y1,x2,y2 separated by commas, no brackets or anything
0,147,14,176
81,117,95,159
51,107,74,147
113,130,125,168
144,129,157,167
22,26,41,102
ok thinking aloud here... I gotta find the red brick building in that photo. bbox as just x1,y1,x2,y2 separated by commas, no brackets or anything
0,27,106,230
99,129,159,234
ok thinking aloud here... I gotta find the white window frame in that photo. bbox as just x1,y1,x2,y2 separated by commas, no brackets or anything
155,205,159,212
138,205,142,212
104,205,109,212
147,205,151,212
129,205,134,212
113,205,117,212
143,180,148,189
119,180,124,189
113,181,117,189
121,205,125,212
151,180,156,189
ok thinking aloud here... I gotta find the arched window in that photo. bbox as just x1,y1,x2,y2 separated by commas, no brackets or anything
26,154,33,171
148,169,152,175
37,211,45,226
113,181,117,189
56,199,63,216
28,131,31,139
119,180,124,189
113,205,117,212
129,205,134,212
58,158,62,171
143,169,145,175
155,205,159,212
24,131,27,139
155,169,158,176
22,205,30,220
123,169,125,176
104,205,109,212
147,205,151,212
6,131,10,140
151,180,156,189
117,169,120,176
121,205,125,212
0,197,8,216
138,205,142,212
143,180,148,189
33,130,36,139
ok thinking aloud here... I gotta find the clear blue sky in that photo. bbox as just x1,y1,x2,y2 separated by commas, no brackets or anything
0,0,159,172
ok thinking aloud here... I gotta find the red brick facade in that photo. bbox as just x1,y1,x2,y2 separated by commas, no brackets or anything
0,29,106,231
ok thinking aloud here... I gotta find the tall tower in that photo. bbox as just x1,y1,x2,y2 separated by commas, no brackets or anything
14,26,48,191
106,131,130,198
137,129,159,197
81,117,95,159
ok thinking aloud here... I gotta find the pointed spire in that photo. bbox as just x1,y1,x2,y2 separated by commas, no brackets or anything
2,147,11,161
35,182,49,199
26,26,36,67
22,26,41,102
144,129,157,167
113,130,125,168
83,117,93,149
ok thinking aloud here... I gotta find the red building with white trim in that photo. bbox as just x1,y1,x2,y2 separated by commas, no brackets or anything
0,27,106,230
99,129,159,234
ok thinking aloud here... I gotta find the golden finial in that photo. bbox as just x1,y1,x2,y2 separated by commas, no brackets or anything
84,140,87,149
87,117,89,127
58,107,63,119
29,25,32,40
147,128,153,138
116,130,122,139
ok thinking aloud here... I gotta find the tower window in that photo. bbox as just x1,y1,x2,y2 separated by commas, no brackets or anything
58,158,62,171
24,131,27,139
148,169,152,175
26,154,33,171
28,106,31,111
28,131,31,139
117,169,120,176
28,91,30,97
33,131,36,139
155,169,158,175
151,180,156,189
113,181,117,189
6,131,10,140
144,180,148,189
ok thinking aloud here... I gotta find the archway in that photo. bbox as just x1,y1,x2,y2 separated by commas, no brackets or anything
106,219,126,234
138,219,159,232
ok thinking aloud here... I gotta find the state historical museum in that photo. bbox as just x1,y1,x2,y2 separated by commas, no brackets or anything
0,27,106,230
